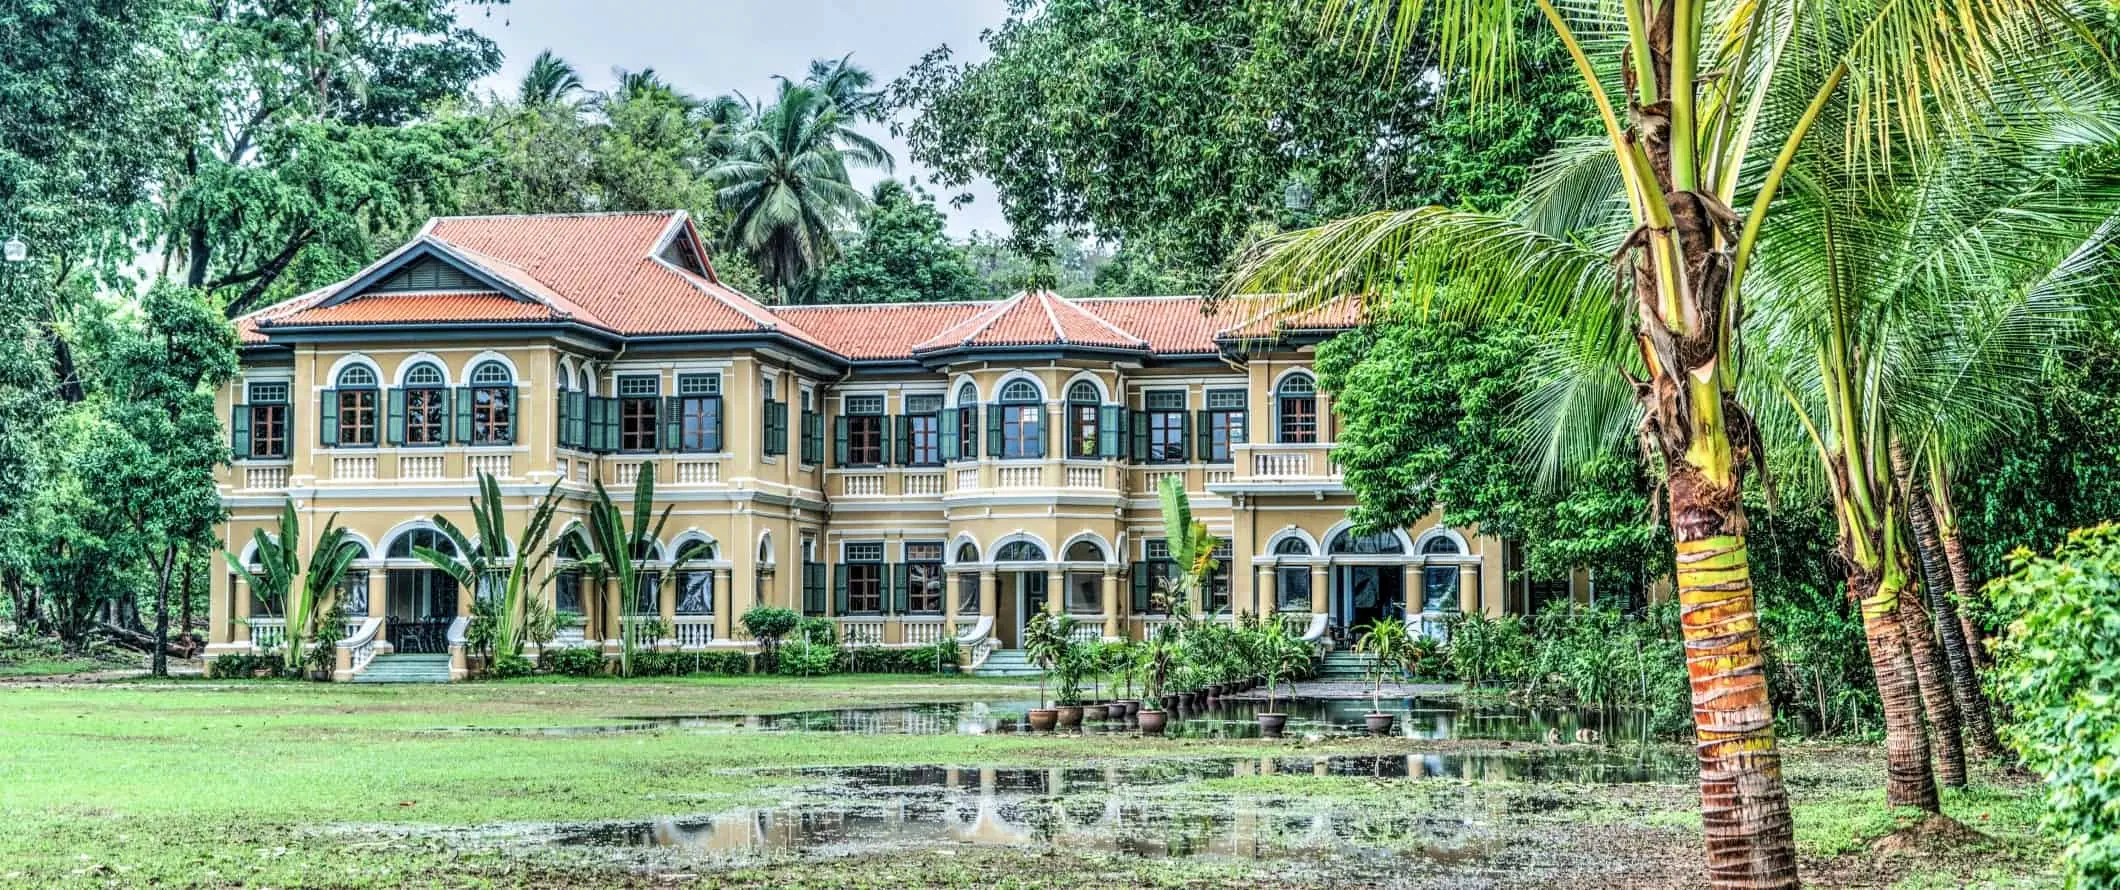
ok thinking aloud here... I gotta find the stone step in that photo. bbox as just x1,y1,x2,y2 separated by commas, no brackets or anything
352,655,452,684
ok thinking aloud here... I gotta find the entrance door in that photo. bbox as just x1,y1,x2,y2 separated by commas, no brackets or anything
386,569,458,653
1334,566,1405,637
1012,572,1047,648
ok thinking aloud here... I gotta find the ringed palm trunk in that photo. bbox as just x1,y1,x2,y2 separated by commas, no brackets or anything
1894,586,1966,787
1851,568,1943,811
1926,467,1992,669
1892,443,2003,761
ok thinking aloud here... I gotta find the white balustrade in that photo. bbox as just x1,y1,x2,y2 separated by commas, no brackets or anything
1138,615,1179,640
1252,450,1314,477
1065,465,1105,489
839,618,886,646
468,454,512,479
1205,468,1234,485
676,461,721,485
248,617,286,651
901,620,950,645
903,473,944,495
1143,469,1186,492
399,455,445,480
1068,620,1105,643
244,466,289,489
843,474,885,496
332,456,377,481
997,465,1043,488
336,617,383,678
955,468,980,490
614,461,649,485
673,616,715,649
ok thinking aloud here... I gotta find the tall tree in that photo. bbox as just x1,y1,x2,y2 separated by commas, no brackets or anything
1230,1,2105,884
518,49,586,107
710,83,891,302
804,54,886,122
812,180,983,304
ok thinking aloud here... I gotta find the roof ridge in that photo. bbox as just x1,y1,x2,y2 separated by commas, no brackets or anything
1035,292,1067,343
773,298,1002,311
653,256,780,331
427,210,683,222
1069,294,1208,302
1045,290,1150,345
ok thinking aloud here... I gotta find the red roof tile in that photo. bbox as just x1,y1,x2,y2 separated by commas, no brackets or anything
267,292,563,327
1075,296,1235,354
1215,296,1363,341
769,302,993,360
913,291,1147,354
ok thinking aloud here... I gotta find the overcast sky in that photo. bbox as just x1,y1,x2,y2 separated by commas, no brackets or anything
474,0,1010,238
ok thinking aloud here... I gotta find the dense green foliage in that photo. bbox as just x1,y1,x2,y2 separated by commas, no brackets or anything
1959,332,2120,587
895,1,1594,283
812,181,984,303
1989,523,2120,887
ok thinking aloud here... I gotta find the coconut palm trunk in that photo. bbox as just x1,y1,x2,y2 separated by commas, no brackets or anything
1892,441,2003,761
1925,459,1992,668
1851,565,1942,812
1895,585,1966,787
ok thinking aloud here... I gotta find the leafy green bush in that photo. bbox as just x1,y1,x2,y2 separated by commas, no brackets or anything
742,606,801,671
844,643,961,674
206,653,285,679
777,638,842,676
1990,522,2120,888
484,654,536,679
541,646,607,677
1444,612,1532,686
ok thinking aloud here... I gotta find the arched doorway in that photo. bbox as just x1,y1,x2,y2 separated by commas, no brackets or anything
1328,528,1406,639
993,538,1047,647
384,526,459,653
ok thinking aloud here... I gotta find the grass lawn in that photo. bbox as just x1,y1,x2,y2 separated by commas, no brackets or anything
0,676,2059,888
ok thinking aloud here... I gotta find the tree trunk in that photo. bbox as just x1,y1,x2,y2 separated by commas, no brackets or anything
1895,590,1965,787
1927,475,1991,669
1853,572,1941,811
152,545,175,677
1892,444,2003,761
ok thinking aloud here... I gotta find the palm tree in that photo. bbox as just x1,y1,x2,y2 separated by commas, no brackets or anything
222,499,360,676
1228,2,2105,885
804,54,886,122
411,474,575,664
518,50,585,107
710,82,893,301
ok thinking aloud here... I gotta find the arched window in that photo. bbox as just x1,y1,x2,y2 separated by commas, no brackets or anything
330,365,379,446
1421,534,1462,556
1064,539,1105,562
336,541,373,615
954,541,979,563
1273,537,1312,612
631,538,664,613
553,529,589,616
953,541,981,614
1329,528,1404,555
1274,536,1313,556
385,527,457,560
952,382,981,462
996,379,1044,459
674,539,716,615
757,532,775,565
995,540,1045,562
400,362,447,446
467,361,514,445
1067,380,1101,458
1276,373,1318,444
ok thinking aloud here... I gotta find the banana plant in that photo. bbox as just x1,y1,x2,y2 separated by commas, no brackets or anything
583,469,674,677
412,473,570,664
222,498,360,675
1155,476,1221,615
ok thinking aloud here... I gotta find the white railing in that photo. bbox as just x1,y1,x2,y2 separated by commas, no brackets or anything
673,615,715,649
248,617,286,651
1138,615,1179,640
615,461,649,485
903,473,945,495
676,461,721,485
1142,469,1186,492
997,465,1042,488
1068,620,1105,643
336,616,383,679
332,456,377,481
843,474,885,496
839,618,886,646
1066,465,1105,489
244,466,290,489
956,616,998,670
1253,450,1314,477
400,455,445,480
468,454,512,479
556,460,569,482
955,468,980,490
902,619,951,645
1205,468,1234,485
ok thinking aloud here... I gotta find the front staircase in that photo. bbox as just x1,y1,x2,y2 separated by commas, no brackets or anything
1317,650,1381,682
972,649,1043,679
351,653,452,684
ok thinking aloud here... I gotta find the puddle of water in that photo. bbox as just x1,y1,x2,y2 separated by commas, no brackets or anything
548,754,1675,864
565,696,1657,745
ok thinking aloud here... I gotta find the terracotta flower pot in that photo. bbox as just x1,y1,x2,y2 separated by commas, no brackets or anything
1365,713,1396,736
1057,705,1084,727
1028,709,1059,732
1138,709,1168,735
1257,712,1289,738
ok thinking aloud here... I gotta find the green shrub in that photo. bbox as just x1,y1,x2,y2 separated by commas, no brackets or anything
206,653,285,679
742,606,801,672
777,638,842,676
541,646,607,677
628,650,755,677
1990,522,2120,888
843,642,961,674
484,654,536,679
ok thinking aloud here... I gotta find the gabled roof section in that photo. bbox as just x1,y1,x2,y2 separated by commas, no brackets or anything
1075,295,1237,354
911,290,1148,355
769,301,995,360
1213,296,1363,343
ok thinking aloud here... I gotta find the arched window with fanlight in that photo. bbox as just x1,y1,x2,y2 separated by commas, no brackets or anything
990,378,1045,459
1275,373,1318,443
392,362,447,446
1273,535,1314,613
463,360,515,445
673,538,717,616
323,364,379,447
1067,380,1102,458
943,381,980,461
1062,539,1105,614
954,541,981,613
553,528,590,618
383,527,460,653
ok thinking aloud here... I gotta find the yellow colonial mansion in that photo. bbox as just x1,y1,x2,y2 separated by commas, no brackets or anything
207,211,1565,680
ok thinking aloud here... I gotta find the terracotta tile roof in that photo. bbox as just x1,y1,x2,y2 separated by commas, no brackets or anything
769,302,994,360
1074,295,1237,354
912,291,1148,354
266,292,564,327
1214,296,1364,341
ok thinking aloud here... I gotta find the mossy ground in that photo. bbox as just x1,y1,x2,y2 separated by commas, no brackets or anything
0,677,2053,888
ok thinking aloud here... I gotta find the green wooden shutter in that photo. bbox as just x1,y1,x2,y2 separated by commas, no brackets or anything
939,408,960,461
706,396,724,452
832,415,849,466
453,387,473,443
230,405,251,458
387,389,407,445
501,386,518,444
1131,562,1150,612
1098,405,1122,458
553,389,570,448
1195,410,1212,461
318,389,339,446
1129,410,1148,461
893,415,910,465
662,396,682,451
985,404,1004,457
963,405,979,457
832,564,848,615
891,563,910,614
799,410,817,463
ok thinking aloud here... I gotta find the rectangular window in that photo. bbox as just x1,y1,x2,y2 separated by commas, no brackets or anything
677,373,720,396
957,570,980,613
338,388,378,446
472,387,513,445
676,570,713,615
762,377,787,457
1145,390,1187,463
1278,394,1318,443
1205,390,1246,464
1207,541,1233,615
844,394,885,415
1071,403,1099,458
845,541,884,614
906,542,944,614
675,375,721,452
405,388,446,445
1141,540,1176,614
906,414,938,466
619,375,660,452
1066,571,1101,614
245,381,289,459
1000,403,1042,458
1277,565,1312,612
846,415,885,466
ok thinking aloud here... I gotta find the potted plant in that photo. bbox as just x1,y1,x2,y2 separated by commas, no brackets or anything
1112,640,1144,717
1024,612,1072,731
1354,617,1413,736
1138,638,1174,735
1255,620,1311,738
1054,640,1088,727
